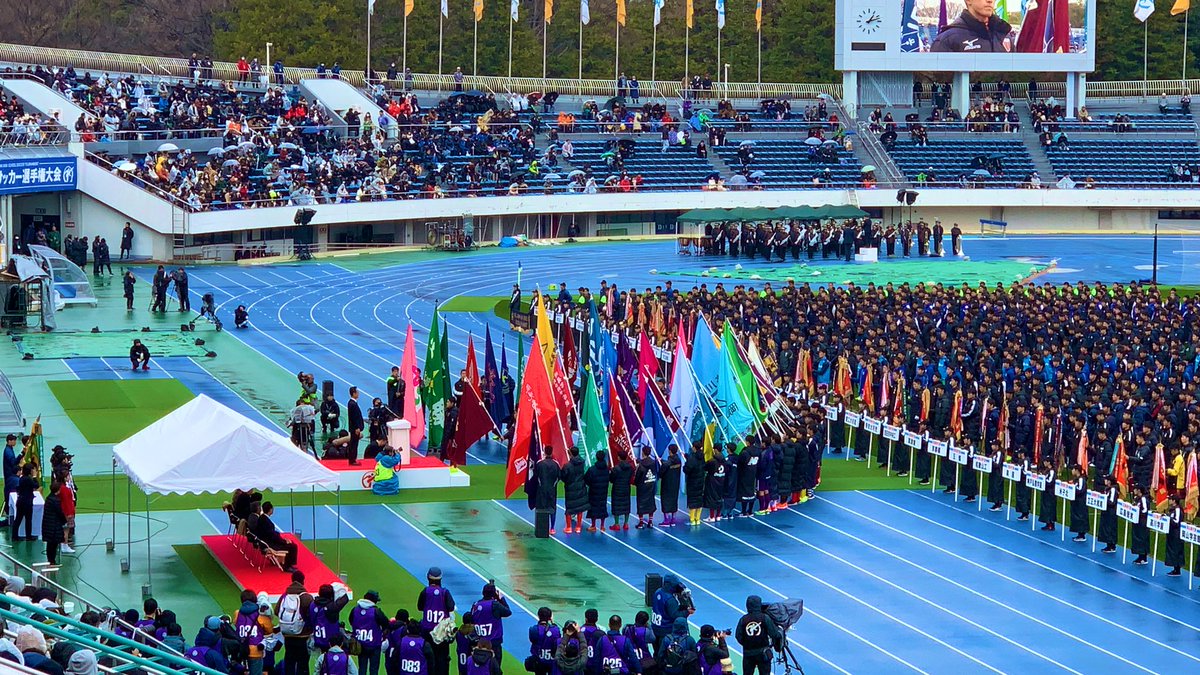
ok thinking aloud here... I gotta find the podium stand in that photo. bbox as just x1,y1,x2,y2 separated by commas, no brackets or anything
854,247,879,263
386,419,413,465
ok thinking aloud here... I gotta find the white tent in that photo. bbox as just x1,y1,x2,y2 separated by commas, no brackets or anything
114,394,337,495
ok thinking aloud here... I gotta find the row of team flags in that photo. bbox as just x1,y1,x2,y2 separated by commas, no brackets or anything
1135,0,1191,23
370,0,756,29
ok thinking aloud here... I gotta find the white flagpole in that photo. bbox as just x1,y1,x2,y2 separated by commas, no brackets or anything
579,19,584,80
439,11,444,79
403,13,409,73
717,28,722,88
367,2,373,84
757,26,762,88
615,23,621,85
685,27,690,92
652,21,658,87
474,20,480,75
1185,9,1191,82
509,15,515,77
544,18,549,78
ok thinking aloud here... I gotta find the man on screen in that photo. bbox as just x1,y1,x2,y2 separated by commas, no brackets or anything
930,0,1013,53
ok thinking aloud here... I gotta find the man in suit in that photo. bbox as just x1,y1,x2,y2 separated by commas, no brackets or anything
253,501,299,571
347,386,364,465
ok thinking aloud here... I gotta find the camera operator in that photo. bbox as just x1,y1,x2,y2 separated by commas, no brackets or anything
650,575,692,644
735,596,781,675
696,626,730,675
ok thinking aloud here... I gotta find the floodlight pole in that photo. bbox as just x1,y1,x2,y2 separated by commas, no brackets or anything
1152,220,1159,286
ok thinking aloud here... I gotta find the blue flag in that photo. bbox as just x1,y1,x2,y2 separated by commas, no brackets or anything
714,341,755,445
691,315,721,400
641,391,675,458
485,326,511,425
588,301,616,418
500,336,515,420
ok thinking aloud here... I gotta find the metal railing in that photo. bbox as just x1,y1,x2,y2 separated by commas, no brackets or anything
0,371,24,430
855,121,906,185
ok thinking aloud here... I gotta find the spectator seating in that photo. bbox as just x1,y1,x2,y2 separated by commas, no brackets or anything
1055,112,1195,133
888,138,1037,187
1044,138,1200,186
710,140,863,188
566,139,718,190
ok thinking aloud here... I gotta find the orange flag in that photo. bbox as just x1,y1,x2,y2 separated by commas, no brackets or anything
1185,451,1198,519
617,0,627,26
1153,443,1170,512
504,349,558,496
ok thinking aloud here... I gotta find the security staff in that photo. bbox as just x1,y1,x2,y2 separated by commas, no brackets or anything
734,596,781,675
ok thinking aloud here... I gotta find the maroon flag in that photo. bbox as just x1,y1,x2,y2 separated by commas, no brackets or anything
562,319,579,384
447,382,496,467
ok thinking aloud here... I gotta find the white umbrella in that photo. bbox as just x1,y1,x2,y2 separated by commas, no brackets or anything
449,125,464,132
223,146,239,154
739,140,755,148
156,142,179,152
279,142,299,150
117,161,137,172
804,137,822,146
222,159,240,168
568,169,585,178
861,165,877,173
749,170,766,179
239,141,256,149
207,147,225,157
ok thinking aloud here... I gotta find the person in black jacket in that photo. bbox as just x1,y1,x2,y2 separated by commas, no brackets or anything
930,0,1014,53
122,270,136,310
562,447,588,533
734,596,780,675
683,445,706,526
11,464,37,541
610,451,634,530
585,452,610,531
534,447,562,534
736,442,760,517
703,449,725,522
659,445,682,527
776,441,795,510
41,481,67,565
347,387,364,465
634,448,659,529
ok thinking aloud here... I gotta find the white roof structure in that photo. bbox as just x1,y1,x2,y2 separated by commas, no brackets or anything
114,395,338,495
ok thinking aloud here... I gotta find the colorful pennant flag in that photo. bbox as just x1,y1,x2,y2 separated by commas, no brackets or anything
401,325,426,448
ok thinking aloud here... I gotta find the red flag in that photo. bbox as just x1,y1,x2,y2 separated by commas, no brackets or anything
1052,0,1071,53
861,365,875,413
1185,451,1199,520
672,317,687,385
833,357,853,398
465,334,480,393
1015,0,1049,53
608,378,635,465
919,388,931,423
548,356,575,465
891,375,905,424
1153,443,1170,512
637,330,660,408
949,391,962,439
998,394,1010,452
446,381,495,467
1075,430,1088,470
504,350,558,496
1114,439,1130,500
1032,405,1044,466
561,318,579,384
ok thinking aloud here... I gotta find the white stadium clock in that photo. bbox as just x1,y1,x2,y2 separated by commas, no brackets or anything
854,8,883,36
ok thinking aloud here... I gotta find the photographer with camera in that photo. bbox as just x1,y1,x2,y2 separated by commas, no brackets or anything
650,576,692,644
735,596,781,675
696,626,731,675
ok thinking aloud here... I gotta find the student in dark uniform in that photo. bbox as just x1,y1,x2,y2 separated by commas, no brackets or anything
704,447,726,522
1014,450,1032,521
634,447,660,529
1069,464,1089,542
828,394,846,455
609,451,634,530
987,441,1005,511
684,444,706,526
1099,476,1119,553
659,445,682,527
562,447,588,534
736,441,760,516
1131,486,1150,565
727,224,740,258
1038,458,1057,532
584,452,610,532
777,439,795,509
1166,494,1185,576
788,224,803,261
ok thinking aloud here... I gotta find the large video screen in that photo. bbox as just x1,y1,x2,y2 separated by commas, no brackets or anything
901,0,1089,55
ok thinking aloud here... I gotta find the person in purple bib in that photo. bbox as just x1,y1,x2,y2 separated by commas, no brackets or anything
469,584,512,664
309,584,350,653
528,607,561,675
351,590,390,675
597,615,640,675
389,618,434,675
455,615,479,675
580,608,603,675
696,626,729,675
417,567,456,675
466,639,501,675
317,633,354,675
621,612,654,674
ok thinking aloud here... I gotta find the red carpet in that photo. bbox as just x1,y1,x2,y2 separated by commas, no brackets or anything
201,534,344,597
320,455,447,472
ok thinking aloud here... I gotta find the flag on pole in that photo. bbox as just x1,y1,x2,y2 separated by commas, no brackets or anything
1075,429,1088,469
505,344,558,496
654,0,665,26
949,391,963,439
668,330,698,441
755,0,762,31
446,380,495,467
546,0,554,22
547,355,575,465
500,338,515,420
686,0,693,28
369,0,377,15
1172,0,1190,15
511,0,520,21
1185,451,1199,519
995,0,1007,19
484,328,509,427
617,0,627,26
581,0,590,23
401,325,426,449
1153,443,1170,512
642,391,674,458
406,0,415,17
860,364,875,413
562,319,579,384
1135,0,1156,22
465,334,480,392
20,417,41,476
637,331,659,408
1113,437,1130,499
1032,405,1045,466
475,0,484,20
715,0,725,29
723,325,764,424
423,313,449,450
833,356,853,399
536,293,556,370
443,0,450,17
937,0,948,29
579,369,606,468
608,377,635,464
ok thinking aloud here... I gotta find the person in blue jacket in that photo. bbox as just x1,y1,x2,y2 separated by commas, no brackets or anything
650,576,684,643
188,616,230,673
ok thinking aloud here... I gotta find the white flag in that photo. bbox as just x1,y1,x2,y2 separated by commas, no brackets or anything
653,0,664,26
442,0,449,16
368,0,376,14
715,0,725,29
580,0,590,24
668,337,698,445
1134,0,1156,22
511,0,520,20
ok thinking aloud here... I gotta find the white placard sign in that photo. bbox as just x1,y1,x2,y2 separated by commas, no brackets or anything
1054,481,1076,501
1148,513,1171,534
948,446,969,465
1086,490,1108,511
1181,523,1200,545
1025,474,1047,491
882,424,901,441
825,405,840,421
903,431,923,449
844,411,861,428
1117,500,1140,523
972,455,994,473
928,440,949,458
1002,463,1022,482
862,416,882,434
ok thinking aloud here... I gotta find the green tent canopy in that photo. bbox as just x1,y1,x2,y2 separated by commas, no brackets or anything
676,205,869,223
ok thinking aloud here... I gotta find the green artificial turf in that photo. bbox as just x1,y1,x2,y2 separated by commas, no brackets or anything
17,330,211,359
175,543,245,612
440,296,507,314
657,259,1050,287
48,379,195,443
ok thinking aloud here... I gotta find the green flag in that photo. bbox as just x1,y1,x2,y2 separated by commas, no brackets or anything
423,309,448,450
721,323,764,424
578,368,607,468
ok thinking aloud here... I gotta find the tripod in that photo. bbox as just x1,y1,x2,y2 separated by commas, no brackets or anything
775,643,806,675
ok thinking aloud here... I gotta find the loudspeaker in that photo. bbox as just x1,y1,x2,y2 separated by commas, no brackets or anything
644,573,663,606
294,208,316,226
534,508,553,538
896,189,920,206
322,379,335,399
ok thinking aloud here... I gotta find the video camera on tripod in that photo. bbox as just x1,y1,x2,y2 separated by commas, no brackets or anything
764,599,805,675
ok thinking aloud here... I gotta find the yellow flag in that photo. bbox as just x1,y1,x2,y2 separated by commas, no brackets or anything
1173,0,1191,15
755,0,762,31
617,0,626,26
535,292,556,370
702,422,717,461
475,0,484,21
546,0,553,22
406,0,415,16
686,0,693,29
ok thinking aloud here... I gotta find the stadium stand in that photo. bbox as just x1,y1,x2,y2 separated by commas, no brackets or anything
1044,138,1200,187
886,138,1038,187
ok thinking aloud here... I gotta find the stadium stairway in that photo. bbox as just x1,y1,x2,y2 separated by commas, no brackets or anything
300,77,391,131
0,75,87,130
1019,126,1060,184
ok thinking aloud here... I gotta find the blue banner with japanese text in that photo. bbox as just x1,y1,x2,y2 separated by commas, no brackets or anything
0,156,77,195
